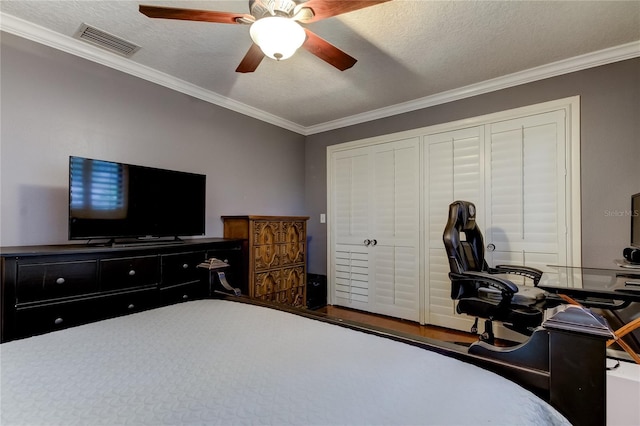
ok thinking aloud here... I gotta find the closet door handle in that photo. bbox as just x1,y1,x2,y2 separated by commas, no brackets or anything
371,239,377,246
487,243,496,252
364,239,371,246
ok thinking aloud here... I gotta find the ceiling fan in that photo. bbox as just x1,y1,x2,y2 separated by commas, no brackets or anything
139,0,391,73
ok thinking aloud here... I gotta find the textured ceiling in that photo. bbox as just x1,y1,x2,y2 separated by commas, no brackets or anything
1,1,639,134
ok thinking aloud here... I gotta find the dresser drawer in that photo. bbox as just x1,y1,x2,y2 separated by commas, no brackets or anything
256,285,304,306
101,288,158,318
273,285,305,306
252,221,280,245
280,241,305,266
282,221,306,243
253,244,280,270
14,297,102,338
280,266,305,290
254,267,305,306
100,255,159,291
16,260,98,303
161,251,206,288
159,281,207,305
254,270,280,297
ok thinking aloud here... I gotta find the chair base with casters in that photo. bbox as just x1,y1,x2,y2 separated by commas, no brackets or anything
457,288,546,343
461,300,545,344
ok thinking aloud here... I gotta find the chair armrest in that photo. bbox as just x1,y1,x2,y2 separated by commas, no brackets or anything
491,265,544,285
450,271,519,295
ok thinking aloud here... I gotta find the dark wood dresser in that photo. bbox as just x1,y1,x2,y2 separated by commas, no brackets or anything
222,216,309,307
0,238,243,342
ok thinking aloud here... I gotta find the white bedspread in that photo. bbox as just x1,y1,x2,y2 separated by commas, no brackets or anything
1,299,569,425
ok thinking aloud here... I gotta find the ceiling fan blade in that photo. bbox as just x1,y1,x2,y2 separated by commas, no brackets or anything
302,29,357,71
297,0,392,23
139,5,253,24
236,44,265,73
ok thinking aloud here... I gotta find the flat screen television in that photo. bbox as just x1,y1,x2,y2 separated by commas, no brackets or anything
69,156,206,241
632,192,640,248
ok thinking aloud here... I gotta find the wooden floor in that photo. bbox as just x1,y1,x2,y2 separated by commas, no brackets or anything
315,305,479,345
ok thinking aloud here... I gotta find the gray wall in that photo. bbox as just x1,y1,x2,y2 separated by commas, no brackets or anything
0,33,306,247
306,58,640,273
2,31,639,274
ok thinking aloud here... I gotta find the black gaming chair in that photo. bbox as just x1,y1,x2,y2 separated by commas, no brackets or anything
442,200,545,343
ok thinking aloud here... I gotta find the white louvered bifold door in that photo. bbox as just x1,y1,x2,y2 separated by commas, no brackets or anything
371,138,420,321
425,127,484,329
423,111,569,333
331,147,373,311
330,139,420,320
485,110,567,279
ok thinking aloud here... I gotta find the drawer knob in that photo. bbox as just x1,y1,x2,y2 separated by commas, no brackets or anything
182,294,189,300
128,269,136,276
54,317,64,325
55,277,65,285
182,263,189,269
127,303,135,310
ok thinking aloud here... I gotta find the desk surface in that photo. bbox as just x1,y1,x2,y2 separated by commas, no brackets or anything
538,265,640,304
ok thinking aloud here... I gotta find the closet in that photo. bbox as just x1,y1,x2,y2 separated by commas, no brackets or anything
327,97,581,330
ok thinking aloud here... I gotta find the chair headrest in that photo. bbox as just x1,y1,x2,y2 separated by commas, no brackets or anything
450,200,477,232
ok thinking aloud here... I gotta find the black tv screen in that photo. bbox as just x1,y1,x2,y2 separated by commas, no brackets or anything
69,156,206,241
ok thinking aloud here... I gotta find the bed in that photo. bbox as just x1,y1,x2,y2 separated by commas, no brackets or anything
1,298,603,425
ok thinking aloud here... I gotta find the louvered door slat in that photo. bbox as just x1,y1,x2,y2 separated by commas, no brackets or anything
334,244,370,306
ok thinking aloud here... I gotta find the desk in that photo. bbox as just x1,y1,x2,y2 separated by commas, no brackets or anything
538,266,640,309
539,265,640,364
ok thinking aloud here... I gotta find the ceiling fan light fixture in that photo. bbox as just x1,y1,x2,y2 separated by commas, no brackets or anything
249,16,305,61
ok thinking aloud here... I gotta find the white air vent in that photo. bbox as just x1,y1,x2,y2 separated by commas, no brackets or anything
74,23,140,57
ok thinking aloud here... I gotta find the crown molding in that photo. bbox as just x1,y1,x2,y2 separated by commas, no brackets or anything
2,11,638,137
305,40,640,135
0,12,307,135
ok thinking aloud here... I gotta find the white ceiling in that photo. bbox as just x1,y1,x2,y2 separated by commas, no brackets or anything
1,1,639,134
